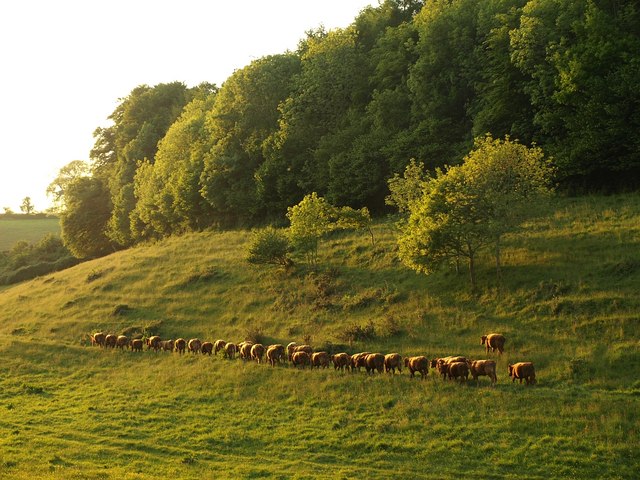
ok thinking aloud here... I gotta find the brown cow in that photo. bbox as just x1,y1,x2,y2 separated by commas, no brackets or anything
384,353,403,374
104,334,117,348
468,360,497,385
481,333,506,354
115,335,129,350
404,356,429,379
214,340,227,355
130,339,143,352
430,356,468,369
90,332,106,347
508,362,536,385
224,342,237,359
331,353,351,372
188,338,202,354
293,345,313,356
365,353,385,374
311,351,331,369
350,352,371,372
201,342,214,355
160,339,174,352
292,351,310,369
251,344,266,363
174,338,187,354
146,335,162,352
266,344,285,366
238,341,254,360
286,342,298,362
447,361,469,381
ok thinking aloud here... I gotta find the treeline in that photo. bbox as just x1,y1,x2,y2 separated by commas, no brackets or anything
0,234,79,285
58,0,640,258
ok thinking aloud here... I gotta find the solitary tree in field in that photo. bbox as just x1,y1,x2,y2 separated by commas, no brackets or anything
396,135,555,291
287,192,371,267
20,197,34,214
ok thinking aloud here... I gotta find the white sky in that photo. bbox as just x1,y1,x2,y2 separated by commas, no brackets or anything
0,0,376,212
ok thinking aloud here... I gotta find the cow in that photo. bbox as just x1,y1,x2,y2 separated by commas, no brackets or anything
331,353,351,372
447,361,469,381
130,339,143,352
365,353,385,374
384,353,402,374
224,342,237,359
160,339,174,352
286,342,298,362
201,342,214,355
266,344,285,366
404,356,429,379
311,351,331,369
115,335,129,350
291,351,310,369
508,362,536,385
238,341,255,360
146,335,162,352
174,338,187,354
104,334,117,348
251,344,265,363
481,333,506,354
188,338,202,354
350,352,371,372
90,332,106,347
214,340,227,355
468,360,497,385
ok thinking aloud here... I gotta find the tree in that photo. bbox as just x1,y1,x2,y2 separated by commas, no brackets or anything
287,192,371,266
20,197,34,214
46,160,90,212
60,177,115,258
397,135,554,291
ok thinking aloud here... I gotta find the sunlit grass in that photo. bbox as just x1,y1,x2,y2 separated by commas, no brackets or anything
0,194,639,478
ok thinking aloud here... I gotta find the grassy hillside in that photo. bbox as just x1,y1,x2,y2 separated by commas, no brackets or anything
0,217,61,251
0,194,638,479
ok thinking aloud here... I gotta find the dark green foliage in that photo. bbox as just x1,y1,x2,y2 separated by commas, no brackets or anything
61,0,640,252
0,233,78,285
246,227,292,268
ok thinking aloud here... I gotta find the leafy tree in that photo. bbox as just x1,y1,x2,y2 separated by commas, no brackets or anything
397,136,554,291
60,177,114,258
20,197,34,214
287,192,371,266
46,160,90,212
385,159,432,213
132,93,217,239
202,54,300,225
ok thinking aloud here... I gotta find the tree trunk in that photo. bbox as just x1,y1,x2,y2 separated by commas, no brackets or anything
468,252,477,293
495,235,502,295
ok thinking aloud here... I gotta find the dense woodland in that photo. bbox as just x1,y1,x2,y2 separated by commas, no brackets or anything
54,0,640,258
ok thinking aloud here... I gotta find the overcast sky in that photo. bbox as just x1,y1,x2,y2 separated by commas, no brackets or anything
0,0,376,212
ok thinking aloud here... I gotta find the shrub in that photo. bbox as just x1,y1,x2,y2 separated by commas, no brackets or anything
246,227,292,268
339,321,377,345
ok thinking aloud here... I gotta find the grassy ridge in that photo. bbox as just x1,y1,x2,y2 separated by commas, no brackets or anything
0,217,61,251
0,194,639,478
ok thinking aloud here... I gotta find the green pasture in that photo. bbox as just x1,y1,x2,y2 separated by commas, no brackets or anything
0,194,638,478
0,217,61,251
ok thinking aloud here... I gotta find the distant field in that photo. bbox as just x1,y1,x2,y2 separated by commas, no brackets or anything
0,217,61,250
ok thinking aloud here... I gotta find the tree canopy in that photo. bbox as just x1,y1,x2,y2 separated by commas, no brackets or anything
54,0,639,256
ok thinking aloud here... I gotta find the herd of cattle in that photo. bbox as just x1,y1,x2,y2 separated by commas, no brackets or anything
88,331,537,386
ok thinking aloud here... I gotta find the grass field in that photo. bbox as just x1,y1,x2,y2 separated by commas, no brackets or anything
0,217,61,250
0,194,638,478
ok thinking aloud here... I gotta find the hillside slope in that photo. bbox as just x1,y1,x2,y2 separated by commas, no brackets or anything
0,194,638,478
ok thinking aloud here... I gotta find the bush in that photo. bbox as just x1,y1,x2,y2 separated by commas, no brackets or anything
246,227,292,268
339,321,377,345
